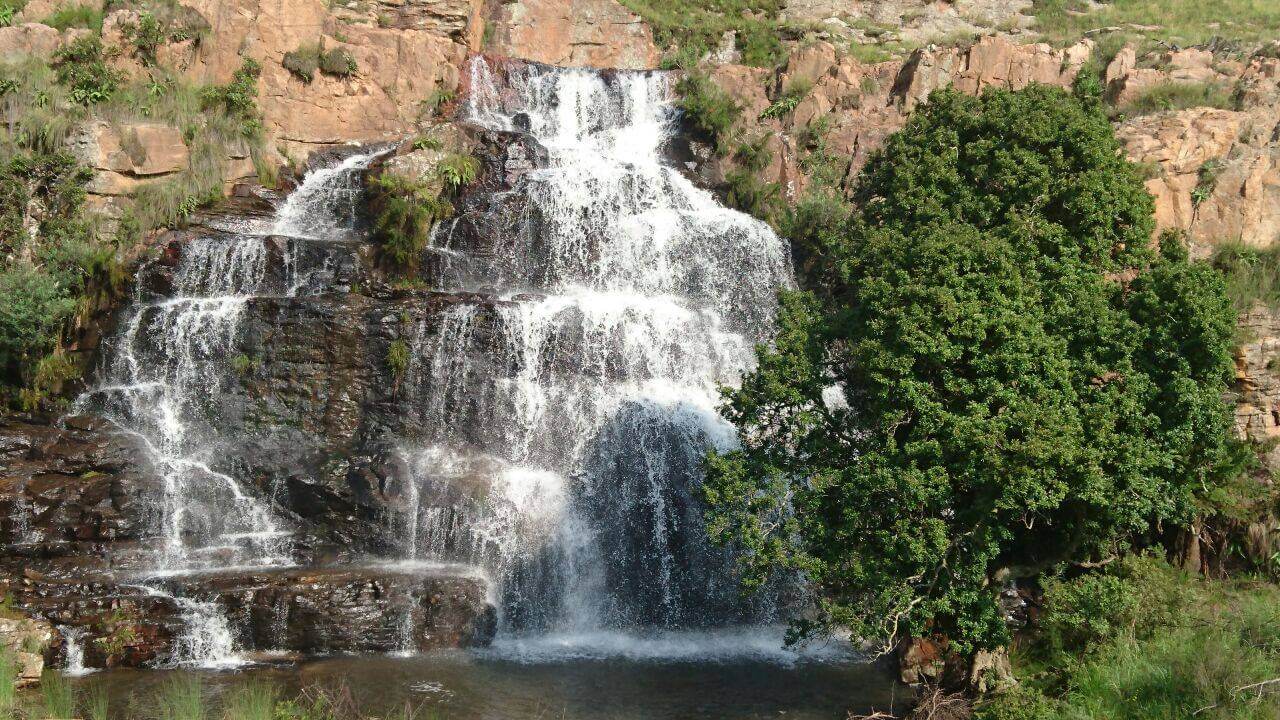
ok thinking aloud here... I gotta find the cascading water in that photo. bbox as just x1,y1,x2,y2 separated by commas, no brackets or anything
73,151,385,667
396,58,797,651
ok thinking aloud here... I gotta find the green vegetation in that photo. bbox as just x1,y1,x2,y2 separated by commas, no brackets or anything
387,338,410,382
437,153,479,191
318,47,357,77
675,72,741,156
40,4,104,31
1212,243,1280,312
39,671,75,719
116,4,208,66
283,43,358,83
1030,0,1280,48
367,173,454,272
703,85,1242,658
52,35,120,105
157,675,205,720
0,0,25,27
979,557,1280,719
618,0,794,67
758,80,810,121
1119,80,1236,117
282,44,321,83
0,652,15,717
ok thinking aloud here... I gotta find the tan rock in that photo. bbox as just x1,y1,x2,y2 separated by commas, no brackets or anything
487,0,659,70
1191,147,1280,248
1105,45,1136,88
69,121,191,196
781,41,837,90
177,0,476,150
0,22,69,60
1118,108,1244,176
14,0,103,24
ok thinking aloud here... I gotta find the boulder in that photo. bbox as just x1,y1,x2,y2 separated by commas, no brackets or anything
0,23,84,60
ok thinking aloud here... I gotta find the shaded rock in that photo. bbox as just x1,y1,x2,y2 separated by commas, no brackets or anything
167,567,496,653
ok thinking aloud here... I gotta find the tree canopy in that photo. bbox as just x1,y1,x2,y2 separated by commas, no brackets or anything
702,84,1243,654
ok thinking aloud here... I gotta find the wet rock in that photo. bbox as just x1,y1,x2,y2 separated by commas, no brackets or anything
168,567,496,653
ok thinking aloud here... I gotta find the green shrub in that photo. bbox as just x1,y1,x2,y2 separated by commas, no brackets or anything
200,57,264,139
52,35,120,105
759,80,812,122
675,72,740,156
1212,242,1280,312
282,43,320,83
387,339,410,381
618,0,791,68
703,85,1240,656
1192,158,1224,206
368,173,454,271
422,88,455,118
1040,573,1138,653
411,136,443,152
318,47,357,77
0,0,24,27
41,4,103,31
437,153,479,190
723,169,779,221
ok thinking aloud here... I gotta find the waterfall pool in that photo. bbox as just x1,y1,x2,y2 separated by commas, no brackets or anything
65,649,902,719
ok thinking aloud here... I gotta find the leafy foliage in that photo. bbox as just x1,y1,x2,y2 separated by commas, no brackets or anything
437,153,479,191
52,35,120,105
1212,242,1280,312
318,47,357,77
199,57,264,140
980,557,1280,720
702,85,1242,655
675,72,741,156
367,173,454,271
283,43,321,83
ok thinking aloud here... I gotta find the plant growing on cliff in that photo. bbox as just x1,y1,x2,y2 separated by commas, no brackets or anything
437,153,479,191
52,35,120,105
702,85,1244,657
675,72,741,156
387,339,410,384
367,173,454,272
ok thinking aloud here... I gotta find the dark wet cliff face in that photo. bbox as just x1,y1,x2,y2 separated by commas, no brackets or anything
0,56,797,669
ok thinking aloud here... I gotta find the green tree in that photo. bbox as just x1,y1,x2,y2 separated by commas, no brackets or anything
702,85,1242,655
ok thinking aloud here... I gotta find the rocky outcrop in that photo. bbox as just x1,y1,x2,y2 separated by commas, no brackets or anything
170,567,496,653
0,22,86,59
486,0,660,70
1112,51,1280,252
0,616,54,687
780,0,1035,48
1234,305,1280,451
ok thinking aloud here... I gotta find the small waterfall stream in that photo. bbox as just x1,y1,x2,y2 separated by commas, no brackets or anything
73,151,386,667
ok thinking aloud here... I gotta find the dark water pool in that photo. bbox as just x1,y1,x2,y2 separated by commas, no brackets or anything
65,632,904,719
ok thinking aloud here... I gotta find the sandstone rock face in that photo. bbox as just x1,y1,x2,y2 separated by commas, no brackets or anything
1234,305,1280,450
0,22,84,59
1115,54,1280,251
69,121,192,197
487,0,659,70
91,0,483,152
780,0,1034,48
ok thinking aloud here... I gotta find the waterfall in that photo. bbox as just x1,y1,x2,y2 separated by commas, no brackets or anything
397,58,796,643
74,151,385,665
